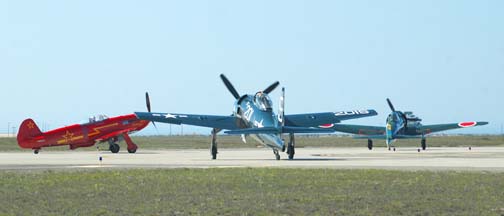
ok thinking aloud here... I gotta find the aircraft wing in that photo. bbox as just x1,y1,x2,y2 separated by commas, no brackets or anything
134,112,244,130
419,121,489,134
330,124,386,135
285,109,378,127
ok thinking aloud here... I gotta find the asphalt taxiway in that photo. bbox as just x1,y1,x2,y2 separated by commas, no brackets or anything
1,147,503,171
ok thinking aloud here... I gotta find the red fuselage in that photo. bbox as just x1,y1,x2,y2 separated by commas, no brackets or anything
17,114,149,151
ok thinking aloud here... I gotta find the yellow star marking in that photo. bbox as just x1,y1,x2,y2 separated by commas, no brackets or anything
27,122,35,129
62,131,74,144
55,123,119,145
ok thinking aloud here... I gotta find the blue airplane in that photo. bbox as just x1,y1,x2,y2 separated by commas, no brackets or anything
331,98,489,151
135,74,377,160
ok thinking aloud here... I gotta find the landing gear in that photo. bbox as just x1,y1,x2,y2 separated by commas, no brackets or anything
211,128,221,160
34,149,40,154
127,148,137,153
274,149,280,160
123,134,138,154
109,141,120,153
367,139,373,150
421,138,427,150
287,133,295,160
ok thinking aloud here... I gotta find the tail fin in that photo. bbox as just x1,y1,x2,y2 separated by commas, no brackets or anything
278,87,285,127
17,119,43,148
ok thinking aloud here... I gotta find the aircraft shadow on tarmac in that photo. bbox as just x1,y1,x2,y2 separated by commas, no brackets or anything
204,158,347,161
99,152,158,155
286,158,346,161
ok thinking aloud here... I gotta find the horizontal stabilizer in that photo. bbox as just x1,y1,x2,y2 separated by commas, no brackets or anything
224,126,335,135
225,127,279,135
282,126,334,134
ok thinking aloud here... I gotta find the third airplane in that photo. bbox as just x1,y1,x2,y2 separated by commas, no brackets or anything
331,98,488,151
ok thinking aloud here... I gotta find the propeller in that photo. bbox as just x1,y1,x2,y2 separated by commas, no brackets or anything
220,74,280,99
145,92,157,130
220,74,241,99
263,81,280,94
386,98,396,112
146,92,152,113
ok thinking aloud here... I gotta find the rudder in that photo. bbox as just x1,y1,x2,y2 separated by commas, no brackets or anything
17,119,43,148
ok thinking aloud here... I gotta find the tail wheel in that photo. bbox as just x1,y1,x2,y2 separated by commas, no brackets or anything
274,150,281,160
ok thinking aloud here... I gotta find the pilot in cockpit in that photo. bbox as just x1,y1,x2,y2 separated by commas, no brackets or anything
254,92,273,111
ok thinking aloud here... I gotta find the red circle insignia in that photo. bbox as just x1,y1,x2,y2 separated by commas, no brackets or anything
319,124,334,129
458,122,477,128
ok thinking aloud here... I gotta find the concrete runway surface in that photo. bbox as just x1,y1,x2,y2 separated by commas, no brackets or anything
1,147,503,171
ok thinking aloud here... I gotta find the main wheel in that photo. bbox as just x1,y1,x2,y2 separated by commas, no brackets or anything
127,148,137,154
110,144,120,153
287,144,295,160
367,139,373,150
34,149,39,154
421,139,427,150
211,145,217,160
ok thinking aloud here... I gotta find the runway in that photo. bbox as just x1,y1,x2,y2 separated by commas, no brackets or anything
1,147,504,171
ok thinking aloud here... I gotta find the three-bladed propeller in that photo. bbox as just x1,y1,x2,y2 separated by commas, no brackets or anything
145,92,157,129
386,98,396,112
220,74,280,99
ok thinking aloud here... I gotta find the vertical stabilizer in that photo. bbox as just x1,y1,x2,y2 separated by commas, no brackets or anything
17,119,43,148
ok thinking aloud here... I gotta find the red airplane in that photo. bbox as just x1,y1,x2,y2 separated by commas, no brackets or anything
17,114,149,154
17,94,153,154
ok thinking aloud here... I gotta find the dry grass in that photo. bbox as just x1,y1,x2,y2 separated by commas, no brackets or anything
0,168,503,215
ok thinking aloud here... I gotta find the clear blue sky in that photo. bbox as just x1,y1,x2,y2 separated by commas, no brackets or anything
1,0,503,135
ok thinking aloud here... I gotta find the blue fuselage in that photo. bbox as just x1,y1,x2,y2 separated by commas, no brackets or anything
385,112,406,145
235,94,285,150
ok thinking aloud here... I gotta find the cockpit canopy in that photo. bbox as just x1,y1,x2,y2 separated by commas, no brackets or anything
88,114,109,123
254,92,273,111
